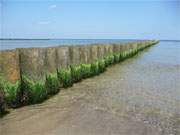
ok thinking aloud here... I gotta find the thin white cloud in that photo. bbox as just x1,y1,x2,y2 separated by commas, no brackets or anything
38,21,50,25
49,4,57,9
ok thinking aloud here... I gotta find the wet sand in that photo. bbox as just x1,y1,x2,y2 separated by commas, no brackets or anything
0,41,180,135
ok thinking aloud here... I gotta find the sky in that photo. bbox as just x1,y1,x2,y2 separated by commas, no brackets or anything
0,0,179,40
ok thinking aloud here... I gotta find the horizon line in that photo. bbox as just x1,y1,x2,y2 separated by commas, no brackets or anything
0,38,179,41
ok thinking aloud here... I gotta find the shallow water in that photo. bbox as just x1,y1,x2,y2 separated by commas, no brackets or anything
0,41,179,135
107,41,180,113
0,39,140,50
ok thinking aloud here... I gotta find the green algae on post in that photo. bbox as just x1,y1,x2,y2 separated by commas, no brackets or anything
0,40,159,116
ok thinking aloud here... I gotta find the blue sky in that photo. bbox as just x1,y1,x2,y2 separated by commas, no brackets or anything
0,0,179,40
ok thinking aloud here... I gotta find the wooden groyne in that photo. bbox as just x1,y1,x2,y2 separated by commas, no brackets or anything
0,40,159,116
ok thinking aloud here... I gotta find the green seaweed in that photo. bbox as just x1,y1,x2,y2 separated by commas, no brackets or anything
45,73,60,95
80,64,92,79
104,54,115,66
90,61,99,76
0,40,159,114
57,68,72,88
70,65,82,83
3,81,20,107
97,59,106,73
21,76,47,104
114,53,120,63
0,77,7,117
